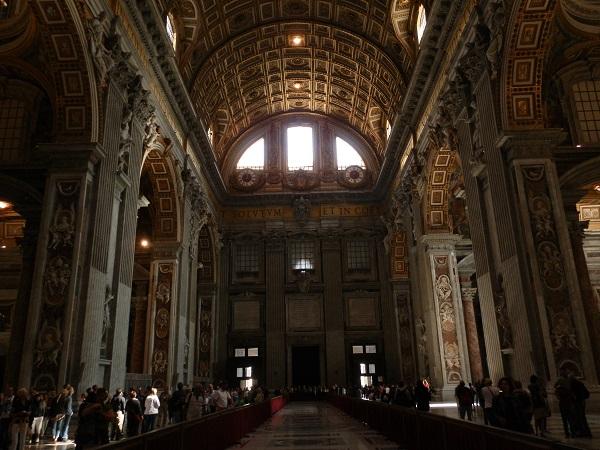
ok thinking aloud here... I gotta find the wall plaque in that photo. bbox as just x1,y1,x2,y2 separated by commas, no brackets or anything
233,300,261,331
287,297,322,331
347,297,378,328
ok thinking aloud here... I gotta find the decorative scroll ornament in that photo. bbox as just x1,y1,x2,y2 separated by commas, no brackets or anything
284,169,320,191
86,12,113,88
48,204,75,249
494,275,514,350
117,107,132,175
34,320,62,368
486,1,506,80
293,196,311,223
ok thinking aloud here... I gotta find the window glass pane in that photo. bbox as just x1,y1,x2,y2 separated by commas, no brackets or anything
235,244,260,273
245,366,252,377
247,347,259,357
365,345,377,354
347,240,370,270
369,364,376,374
290,241,315,271
352,345,364,354
287,126,313,170
360,363,366,374
336,137,365,170
236,367,243,378
572,81,600,145
417,5,427,44
237,138,265,169
235,348,245,357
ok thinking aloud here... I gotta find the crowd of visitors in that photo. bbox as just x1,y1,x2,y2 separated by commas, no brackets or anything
0,384,74,450
0,368,592,449
336,368,592,440
0,381,269,449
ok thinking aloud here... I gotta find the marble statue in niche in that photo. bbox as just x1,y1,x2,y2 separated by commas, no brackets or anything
48,204,75,249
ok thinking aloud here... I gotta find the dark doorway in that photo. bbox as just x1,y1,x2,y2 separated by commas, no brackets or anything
292,346,320,386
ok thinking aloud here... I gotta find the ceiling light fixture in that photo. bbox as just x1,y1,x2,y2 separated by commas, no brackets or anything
291,35,303,46
293,82,302,89
140,239,150,248
0,201,9,209
576,144,583,148
594,185,600,193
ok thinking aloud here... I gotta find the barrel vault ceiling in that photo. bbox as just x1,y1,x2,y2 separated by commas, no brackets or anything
167,0,419,169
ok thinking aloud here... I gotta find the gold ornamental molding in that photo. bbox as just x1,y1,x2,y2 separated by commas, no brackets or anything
222,203,382,222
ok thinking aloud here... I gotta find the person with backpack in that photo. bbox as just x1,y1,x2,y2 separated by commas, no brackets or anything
455,381,474,421
393,381,414,408
109,389,126,440
529,375,550,437
125,390,142,437
555,368,577,438
169,383,186,424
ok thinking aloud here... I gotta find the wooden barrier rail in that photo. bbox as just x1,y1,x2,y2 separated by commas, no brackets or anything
97,396,287,450
328,395,581,450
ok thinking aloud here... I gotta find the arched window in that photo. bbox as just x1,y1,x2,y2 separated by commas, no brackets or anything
386,120,392,140
166,13,177,49
237,138,265,169
336,137,365,170
287,126,314,170
572,80,600,145
416,4,427,44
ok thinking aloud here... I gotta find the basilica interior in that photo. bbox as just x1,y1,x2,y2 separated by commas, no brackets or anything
0,0,599,411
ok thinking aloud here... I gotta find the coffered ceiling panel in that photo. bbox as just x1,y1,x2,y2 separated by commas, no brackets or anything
189,22,407,163
178,0,417,167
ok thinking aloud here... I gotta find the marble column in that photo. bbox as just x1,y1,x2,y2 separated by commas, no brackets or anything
421,234,470,398
460,288,483,382
504,130,598,383
5,217,39,388
322,235,345,386
563,200,600,381
265,237,286,388
20,144,102,390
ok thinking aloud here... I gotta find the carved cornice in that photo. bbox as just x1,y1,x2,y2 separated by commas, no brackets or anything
498,129,567,161
421,233,462,251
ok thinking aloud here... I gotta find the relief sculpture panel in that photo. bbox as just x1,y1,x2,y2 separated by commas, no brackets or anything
432,255,462,384
33,180,80,391
151,263,174,388
522,164,583,376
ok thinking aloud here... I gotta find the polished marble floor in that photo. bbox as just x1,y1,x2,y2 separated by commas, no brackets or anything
231,402,401,450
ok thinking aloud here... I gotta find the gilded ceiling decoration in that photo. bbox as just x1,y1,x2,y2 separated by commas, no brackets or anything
179,0,417,167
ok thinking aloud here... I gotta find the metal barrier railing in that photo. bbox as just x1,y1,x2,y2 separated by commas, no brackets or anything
328,395,581,450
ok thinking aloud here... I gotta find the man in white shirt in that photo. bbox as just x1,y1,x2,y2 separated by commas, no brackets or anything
143,388,160,432
211,383,231,411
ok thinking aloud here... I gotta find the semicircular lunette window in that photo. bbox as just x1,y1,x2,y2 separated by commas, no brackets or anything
336,137,365,170
237,137,265,170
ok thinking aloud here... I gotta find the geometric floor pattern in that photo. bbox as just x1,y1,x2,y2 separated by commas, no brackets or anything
230,402,401,450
